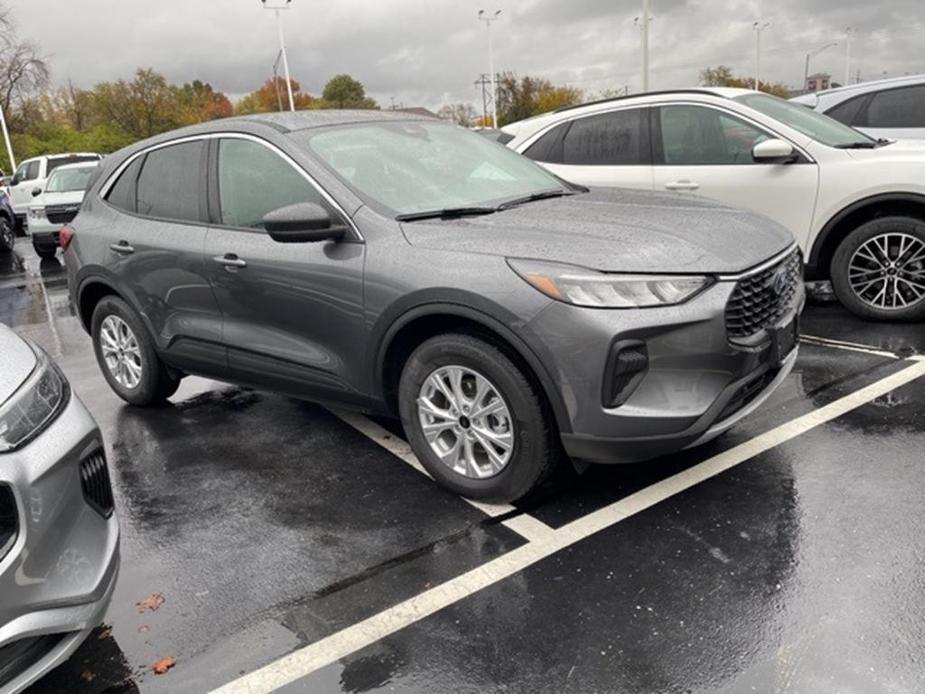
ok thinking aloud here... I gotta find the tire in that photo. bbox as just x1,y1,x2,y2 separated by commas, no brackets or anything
91,296,181,406
831,216,925,322
398,333,559,503
32,241,57,260
0,216,14,253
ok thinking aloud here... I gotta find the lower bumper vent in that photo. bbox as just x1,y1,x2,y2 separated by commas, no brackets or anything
79,451,115,518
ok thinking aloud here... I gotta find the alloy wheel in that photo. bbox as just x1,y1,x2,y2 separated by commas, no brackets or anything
99,315,143,389
848,232,925,310
416,365,514,479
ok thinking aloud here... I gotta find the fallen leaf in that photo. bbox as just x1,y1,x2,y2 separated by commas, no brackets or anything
97,626,112,640
136,593,165,613
152,656,175,674
81,671,95,682
138,624,150,633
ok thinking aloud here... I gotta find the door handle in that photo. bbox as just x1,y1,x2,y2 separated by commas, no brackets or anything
213,253,247,269
664,180,700,191
109,241,135,254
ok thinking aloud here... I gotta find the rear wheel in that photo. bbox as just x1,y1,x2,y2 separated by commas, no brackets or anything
831,216,925,321
0,217,14,253
91,296,181,405
398,333,559,503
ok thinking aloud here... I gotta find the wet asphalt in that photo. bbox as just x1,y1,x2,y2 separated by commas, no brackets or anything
1,239,923,694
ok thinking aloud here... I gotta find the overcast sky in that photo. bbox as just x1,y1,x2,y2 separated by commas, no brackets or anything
10,0,925,111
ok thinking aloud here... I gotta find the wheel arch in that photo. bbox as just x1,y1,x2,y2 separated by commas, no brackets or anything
808,192,925,280
374,300,572,435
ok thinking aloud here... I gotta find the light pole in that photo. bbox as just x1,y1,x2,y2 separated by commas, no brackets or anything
752,21,770,91
261,0,295,112
803,42,838,91
633,1,651,92
478,9,501,129
844,27,852,85
0,102,15,174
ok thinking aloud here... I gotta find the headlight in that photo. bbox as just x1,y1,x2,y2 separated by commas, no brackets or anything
28,207,45,220
508,259,713,308
0,344,69,453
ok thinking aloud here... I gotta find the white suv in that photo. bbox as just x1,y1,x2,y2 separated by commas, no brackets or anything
8,152,101,227
503,88,925,321
27,161,99,259
791,74,925,142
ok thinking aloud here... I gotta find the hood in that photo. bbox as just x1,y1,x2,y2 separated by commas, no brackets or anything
400,188,794,274
0,324,36,406
34,190,85,207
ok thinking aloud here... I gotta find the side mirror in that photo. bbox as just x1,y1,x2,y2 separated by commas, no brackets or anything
31,187,42,197
752,138,796,163
262,202,348,243
9,177,19,187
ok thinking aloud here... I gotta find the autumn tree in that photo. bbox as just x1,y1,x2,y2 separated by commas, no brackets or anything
234,77,315,114
495,73,583,125
319,74,378,109
700,65,790,98
438,102,477,127
177,80,233,123
0,4,49,136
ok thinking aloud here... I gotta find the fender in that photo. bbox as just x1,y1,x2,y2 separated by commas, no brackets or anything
369,289,573,434
74,268,155,339
809,192,925,271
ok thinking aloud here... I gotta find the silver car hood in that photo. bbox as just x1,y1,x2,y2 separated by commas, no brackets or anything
401,188,795,274
0,324,36,405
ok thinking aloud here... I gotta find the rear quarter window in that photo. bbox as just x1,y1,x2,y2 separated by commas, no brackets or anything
105,157,144,213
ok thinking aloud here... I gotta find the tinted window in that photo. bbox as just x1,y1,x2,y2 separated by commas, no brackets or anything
218,139,326,229
106,157,144,212
658,105,770,165
523,122,570,163
859,85,925,128
136,141,205,222
825,94,868,126
47,155,101,176
561,109,647,165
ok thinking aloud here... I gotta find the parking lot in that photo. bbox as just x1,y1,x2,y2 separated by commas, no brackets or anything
3,237,924,693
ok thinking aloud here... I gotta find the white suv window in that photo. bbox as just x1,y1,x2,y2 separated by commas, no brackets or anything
658,106,770,165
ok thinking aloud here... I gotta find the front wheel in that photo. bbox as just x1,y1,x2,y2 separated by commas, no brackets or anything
398,333,559,503
831,216,925,321
91,296,181,405
0,217,14,253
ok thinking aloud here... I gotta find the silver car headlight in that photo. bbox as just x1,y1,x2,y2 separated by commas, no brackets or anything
0,345,69,453
508,259,713,308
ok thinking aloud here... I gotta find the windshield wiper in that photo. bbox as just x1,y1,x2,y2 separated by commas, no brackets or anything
395,206,498,222
496,189,578,211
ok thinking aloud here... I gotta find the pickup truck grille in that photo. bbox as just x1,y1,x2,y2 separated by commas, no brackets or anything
44,204,80,225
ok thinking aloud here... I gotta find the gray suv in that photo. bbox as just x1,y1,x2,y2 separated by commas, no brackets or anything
65,111,803,502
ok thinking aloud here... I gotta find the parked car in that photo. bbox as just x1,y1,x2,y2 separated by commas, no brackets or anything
8,153,102,228
0,189,15,253
503,88,925,321
26,162,99,259
0,324,119,692
65,111,802,502
791,74,925,141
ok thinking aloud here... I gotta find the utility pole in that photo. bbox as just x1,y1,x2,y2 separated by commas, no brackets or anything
478,10,501,129
641,0,650,92
261,0,295,112
475,73,492,126
844,27,852,85
803,42,838,90
752,21,769,90
272,50,284,111
0,102,15,174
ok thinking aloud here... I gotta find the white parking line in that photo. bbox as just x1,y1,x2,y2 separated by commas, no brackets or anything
800,334,902,360
215,358,925,694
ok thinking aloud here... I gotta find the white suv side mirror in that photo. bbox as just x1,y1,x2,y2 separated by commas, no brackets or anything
752,138,796,163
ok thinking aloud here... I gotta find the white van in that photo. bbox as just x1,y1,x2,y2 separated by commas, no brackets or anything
8,152,102,226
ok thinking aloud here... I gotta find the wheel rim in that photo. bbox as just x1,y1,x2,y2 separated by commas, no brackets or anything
848,232,925,311
99,315,143,389
417,365,515,479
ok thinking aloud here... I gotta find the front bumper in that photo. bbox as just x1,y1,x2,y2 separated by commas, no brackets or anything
526,277,805,464
0,389,120,692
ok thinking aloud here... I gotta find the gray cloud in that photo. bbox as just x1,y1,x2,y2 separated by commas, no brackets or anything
11,0,925,111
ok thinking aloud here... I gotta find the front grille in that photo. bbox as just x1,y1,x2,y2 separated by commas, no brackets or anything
0,634,67,689
0,485,16,561
79,452,115,518
44,204,80,225
725,249,802,340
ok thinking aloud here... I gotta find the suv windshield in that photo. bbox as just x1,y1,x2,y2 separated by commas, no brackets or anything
297,121,567,217
46,166,96,193
733,92,878,148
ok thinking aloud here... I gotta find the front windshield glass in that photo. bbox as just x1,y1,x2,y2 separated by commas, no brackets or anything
297,121,566,216
46,166,96,193
734,92,876,147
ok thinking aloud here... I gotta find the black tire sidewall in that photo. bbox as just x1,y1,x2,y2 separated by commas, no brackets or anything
831,216,925,322
91,296,176,405
398,334,552,502
0,218,13,252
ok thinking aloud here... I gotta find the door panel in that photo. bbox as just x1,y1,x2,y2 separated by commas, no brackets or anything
652,105,819,248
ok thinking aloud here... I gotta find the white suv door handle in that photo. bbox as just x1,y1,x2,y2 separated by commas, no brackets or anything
664,180,700,191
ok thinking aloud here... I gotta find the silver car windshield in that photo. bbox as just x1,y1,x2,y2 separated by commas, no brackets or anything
733,92,877,147
46,166,96,193
298,121,566,216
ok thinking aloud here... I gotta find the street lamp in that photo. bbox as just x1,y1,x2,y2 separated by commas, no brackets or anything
633,0,651,92
478,9,501,129
803,42,838,91
261,0,295,112
752,21,770,91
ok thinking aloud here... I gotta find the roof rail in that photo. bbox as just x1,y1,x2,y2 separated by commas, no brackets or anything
553,88,725,113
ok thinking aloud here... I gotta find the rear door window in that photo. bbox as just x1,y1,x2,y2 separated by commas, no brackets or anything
135,141,206,222
560,109,648,165
856,85,925,129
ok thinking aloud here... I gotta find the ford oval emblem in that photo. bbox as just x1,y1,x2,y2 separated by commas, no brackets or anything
771,268,789,296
